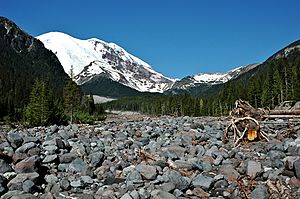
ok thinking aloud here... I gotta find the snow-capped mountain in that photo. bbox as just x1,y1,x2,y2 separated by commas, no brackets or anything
37,32,260,96
168,64,259,90
37,32,174,93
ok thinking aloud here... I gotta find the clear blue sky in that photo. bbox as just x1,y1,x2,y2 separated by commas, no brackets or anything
1,0,300,78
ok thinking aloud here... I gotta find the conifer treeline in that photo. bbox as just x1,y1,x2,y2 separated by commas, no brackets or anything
104,50,300,116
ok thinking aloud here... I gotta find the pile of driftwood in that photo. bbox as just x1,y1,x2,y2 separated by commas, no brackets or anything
223,100,300,147
223,100,269,147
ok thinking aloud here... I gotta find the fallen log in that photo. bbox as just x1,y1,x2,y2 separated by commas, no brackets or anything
266,115,300,118
269,110,300,115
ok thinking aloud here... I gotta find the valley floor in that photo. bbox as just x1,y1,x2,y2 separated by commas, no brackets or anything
0,115,299,198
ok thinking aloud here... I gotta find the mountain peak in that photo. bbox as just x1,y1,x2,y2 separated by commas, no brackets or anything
37,32,175,93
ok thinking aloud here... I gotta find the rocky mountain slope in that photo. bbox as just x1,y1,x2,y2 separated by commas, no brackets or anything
0,16,69,118
37,32,174,94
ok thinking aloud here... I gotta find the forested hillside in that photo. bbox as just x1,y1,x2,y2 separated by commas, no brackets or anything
0,16,69,120
104,43,300,116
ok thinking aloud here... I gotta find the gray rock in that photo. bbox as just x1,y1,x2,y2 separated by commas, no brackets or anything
49,125,58,133
0,159,13,173
181,135,193,145
59,153,77,163
138,188,151,199
7,132,23,148
0,190,24,199
284,156,299,170
269,150,286,160
213,155,223,166
22,180,35,193
14,155,41,173
0,175,8,195
71,124,79,131
151,190,176,199
10,193,37,199
69,158,88,173
158,182,175,192
70,180,82,188
27,148,40,157
80,175,93,184
3,172,17,181
70,142,86,156
43,145,58,154
39,192,54,199
247,160,262,178
214,180,228,189
250,185,269,199
8,172,39,187
192,174,214,191
103,176,125,185
59,129,75,140
120,193,132,199
15,142,36,153
115,132,128,140
126,170,143,182
88,151,104,167
45,175,58,184
57,163,69,172
60,178,70,191
173,189,183,197
202,161,213,172
162,146,186,159
190,123,204,130
294,158,300,179
219,164,240,183
43,138,57,147
22,136,39,144
130,190,140,199
173,160,193,170
195,145,206,157
12,151,28,163
136,164,157,180
42,155,58,163
205,145,218,157
168,170,190,191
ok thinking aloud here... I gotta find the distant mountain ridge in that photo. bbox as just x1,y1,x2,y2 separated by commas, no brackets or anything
169,64,259,92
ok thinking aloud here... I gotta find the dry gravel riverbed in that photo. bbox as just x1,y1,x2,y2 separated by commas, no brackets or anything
0,114,300,198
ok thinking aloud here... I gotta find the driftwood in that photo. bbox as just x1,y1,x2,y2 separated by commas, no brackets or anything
229,100,269,120
224,100,269,146
269,110,300,115
224,116,269,147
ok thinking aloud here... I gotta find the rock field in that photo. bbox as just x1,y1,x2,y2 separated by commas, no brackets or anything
0,115,300,199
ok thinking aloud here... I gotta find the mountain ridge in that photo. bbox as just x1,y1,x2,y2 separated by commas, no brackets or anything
0,16,69,118
37,32,259,97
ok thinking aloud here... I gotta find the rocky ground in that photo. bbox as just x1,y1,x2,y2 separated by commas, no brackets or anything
0,114,300,199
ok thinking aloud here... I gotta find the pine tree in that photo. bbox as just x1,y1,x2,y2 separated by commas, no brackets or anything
261,71,272,107
63,79,81,123
24,80,51,126
273,68,284,104
88,94,96,115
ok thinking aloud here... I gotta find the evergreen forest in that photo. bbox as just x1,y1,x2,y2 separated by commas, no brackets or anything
103,49,300,116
